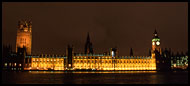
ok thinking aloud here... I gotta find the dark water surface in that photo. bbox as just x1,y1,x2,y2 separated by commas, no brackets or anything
2,71,188,84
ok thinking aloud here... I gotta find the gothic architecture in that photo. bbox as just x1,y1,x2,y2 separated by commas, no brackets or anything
2,20,188,71
16,20,32,55
84,32,93,54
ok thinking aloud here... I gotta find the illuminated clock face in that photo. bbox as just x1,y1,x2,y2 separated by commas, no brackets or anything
156,41,160,45
152,42,155,45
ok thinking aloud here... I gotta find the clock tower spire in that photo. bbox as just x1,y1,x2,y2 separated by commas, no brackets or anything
84,32,93,54
152,29,161,57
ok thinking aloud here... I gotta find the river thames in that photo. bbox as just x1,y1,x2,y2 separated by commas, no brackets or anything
2,71,188,84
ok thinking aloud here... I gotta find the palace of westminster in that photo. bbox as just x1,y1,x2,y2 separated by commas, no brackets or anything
2,20,188,71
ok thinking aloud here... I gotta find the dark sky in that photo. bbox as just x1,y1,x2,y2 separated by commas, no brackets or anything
2,2,188,56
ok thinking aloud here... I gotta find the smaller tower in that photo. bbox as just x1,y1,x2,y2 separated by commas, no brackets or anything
149,49,151,56
130,48,133,56
66,45,74,69
84,32,93,54
110,48,117,57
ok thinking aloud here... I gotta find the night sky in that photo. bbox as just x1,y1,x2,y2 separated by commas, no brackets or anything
2,2,188,56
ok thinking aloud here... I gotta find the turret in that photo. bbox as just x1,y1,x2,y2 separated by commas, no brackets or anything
84,32,93,54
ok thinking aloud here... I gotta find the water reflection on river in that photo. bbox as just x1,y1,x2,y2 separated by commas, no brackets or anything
2,71,188,84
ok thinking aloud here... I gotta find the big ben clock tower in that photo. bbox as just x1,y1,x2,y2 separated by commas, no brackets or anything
151,29,161,58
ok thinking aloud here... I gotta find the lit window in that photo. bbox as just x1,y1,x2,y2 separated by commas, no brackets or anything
4,63,7,67
19,64,22,66
112,51,114,57
173,64,176,67
9,63,11,66
14,63,17,66
157,61,159,63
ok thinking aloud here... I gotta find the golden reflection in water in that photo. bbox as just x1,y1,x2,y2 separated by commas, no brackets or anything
28,71,157,74
72,71,157,73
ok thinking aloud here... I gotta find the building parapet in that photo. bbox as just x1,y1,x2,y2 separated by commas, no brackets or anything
117,56,152,59
25,55,67,59
74,53,106,56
